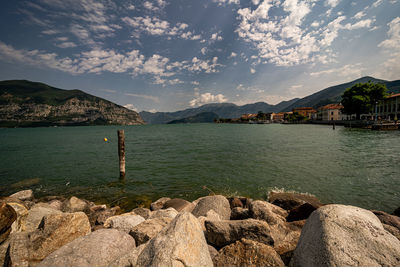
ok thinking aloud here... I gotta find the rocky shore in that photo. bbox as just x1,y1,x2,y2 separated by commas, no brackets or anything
1,189,400,266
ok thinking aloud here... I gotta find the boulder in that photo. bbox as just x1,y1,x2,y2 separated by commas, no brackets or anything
6,201,29,234
286,203,318,222
108,244,146,267
132,207,152,219
230,207,250,220
9,189,34,201
163,198,194,212
6,212,91,266
104,214,145,233
37,229,135,267
19,205,62,232
383,223,400,241
213,239,285,267
205,219,274,249
192,195,231,220
372,210,400,231
198,210,221,231
62,196,89,212
129,217,172,246
88,206,121,228
208,245,218,262
148,207,178,219
227,197,243,209
271,220,304,264
150,197,171,211
47,200,63,211
249,200,288,225
0,237,10,267
268,191,322,211
136,212,213,266
0,203,17,243
290,204,400,267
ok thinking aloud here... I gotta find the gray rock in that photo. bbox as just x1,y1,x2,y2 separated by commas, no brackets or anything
192,195,231,220
230,207,250,220
290,204,400,267
9,189,34,201
2,199,29,234
372,210,400,231
88,206,121,228
6,212,91,266
213,239,285,267
198,209,221,231
62,196,89,212
104,214,145,233
47,200,63,211
249,200,288,225
208,245,218,262
131,207,151,219
150,197,171,211
108,244,146,267
0,203,17,243
129,217,172,246
0,234,11,266
383,223,400,241
38,229,135,267
393,207,400,217
136,212,213,267
268,191,322,211
163,198,195,212
148,207,178,219
205,219,274,248
18,205,62,232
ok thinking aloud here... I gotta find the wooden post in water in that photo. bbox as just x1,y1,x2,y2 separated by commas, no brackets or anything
118,130,125,179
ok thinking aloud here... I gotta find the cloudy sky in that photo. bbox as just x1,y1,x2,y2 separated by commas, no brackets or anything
0,0,399,112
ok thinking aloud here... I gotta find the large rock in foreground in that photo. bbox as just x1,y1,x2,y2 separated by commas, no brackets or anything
38,229,135,267
0,203,17,243
136,212,213,266
214,239,284,267
7,212,91,266
290,204,400,267
192,195,231,220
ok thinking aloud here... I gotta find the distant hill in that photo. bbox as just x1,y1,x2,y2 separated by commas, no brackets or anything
140,76,400,124
282,76,400,111
167,112,219,124
140,99,299,124
0,80,144,127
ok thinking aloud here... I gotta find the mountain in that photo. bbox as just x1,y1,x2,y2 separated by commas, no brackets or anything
140,99,299,124
0,80,144,127
282,76,400,111
167,112,219,124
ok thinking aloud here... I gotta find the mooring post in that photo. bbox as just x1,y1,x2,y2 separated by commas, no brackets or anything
118,130,125,179
333,122,335,130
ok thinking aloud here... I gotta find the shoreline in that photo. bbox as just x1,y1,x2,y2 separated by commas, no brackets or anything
1,189,400,266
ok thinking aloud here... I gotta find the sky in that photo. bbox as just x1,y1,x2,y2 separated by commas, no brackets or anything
0,0,399,112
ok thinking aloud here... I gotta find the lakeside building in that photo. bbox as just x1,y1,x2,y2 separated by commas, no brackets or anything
317,104,344,121
240,113,258,120
271,112,292,122
292,107,317,119
376,93,400,120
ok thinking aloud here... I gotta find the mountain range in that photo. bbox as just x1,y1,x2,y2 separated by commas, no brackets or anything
140,76,400,124
0,80,144,127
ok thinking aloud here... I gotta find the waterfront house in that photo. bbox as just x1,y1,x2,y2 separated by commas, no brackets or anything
240,113,258,120
292,107,317,119
376,93,400,121
317,104,344,121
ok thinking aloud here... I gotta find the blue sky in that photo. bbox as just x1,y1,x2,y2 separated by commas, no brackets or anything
0,0,399,112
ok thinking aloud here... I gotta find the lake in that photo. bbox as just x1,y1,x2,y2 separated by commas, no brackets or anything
0,124,399,212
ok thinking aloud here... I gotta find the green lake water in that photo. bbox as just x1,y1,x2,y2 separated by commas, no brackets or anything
0,124,399,212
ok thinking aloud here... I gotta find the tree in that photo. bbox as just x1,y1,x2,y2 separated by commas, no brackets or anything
341,82,387,120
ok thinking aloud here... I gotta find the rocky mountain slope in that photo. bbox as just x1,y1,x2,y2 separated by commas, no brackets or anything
0,80,144,127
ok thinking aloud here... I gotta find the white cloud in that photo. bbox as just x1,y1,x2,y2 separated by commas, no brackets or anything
252,0,261,5
125,93,160,103
378,17,400,50
191,81,200,85
325,0,340,8
189,92,228,107
201,47,207,55
211,32,223,41
372,0,383,8
212,0,240,5
122,16,201,40
186,56,223,73
250,68,256,73
310,63,366,78
123,104,138,112
55,42,77,48
230,52,237,57
353,11,366,20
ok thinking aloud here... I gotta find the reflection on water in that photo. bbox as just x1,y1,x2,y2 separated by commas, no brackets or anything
0,124,399,212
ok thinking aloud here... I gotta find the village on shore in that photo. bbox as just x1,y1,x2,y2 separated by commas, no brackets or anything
1,189,400,266
216,93,400,130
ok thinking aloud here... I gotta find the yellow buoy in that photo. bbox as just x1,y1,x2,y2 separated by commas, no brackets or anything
104,137,108,142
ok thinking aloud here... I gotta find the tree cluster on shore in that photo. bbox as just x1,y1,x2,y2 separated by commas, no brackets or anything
1,189,400,266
